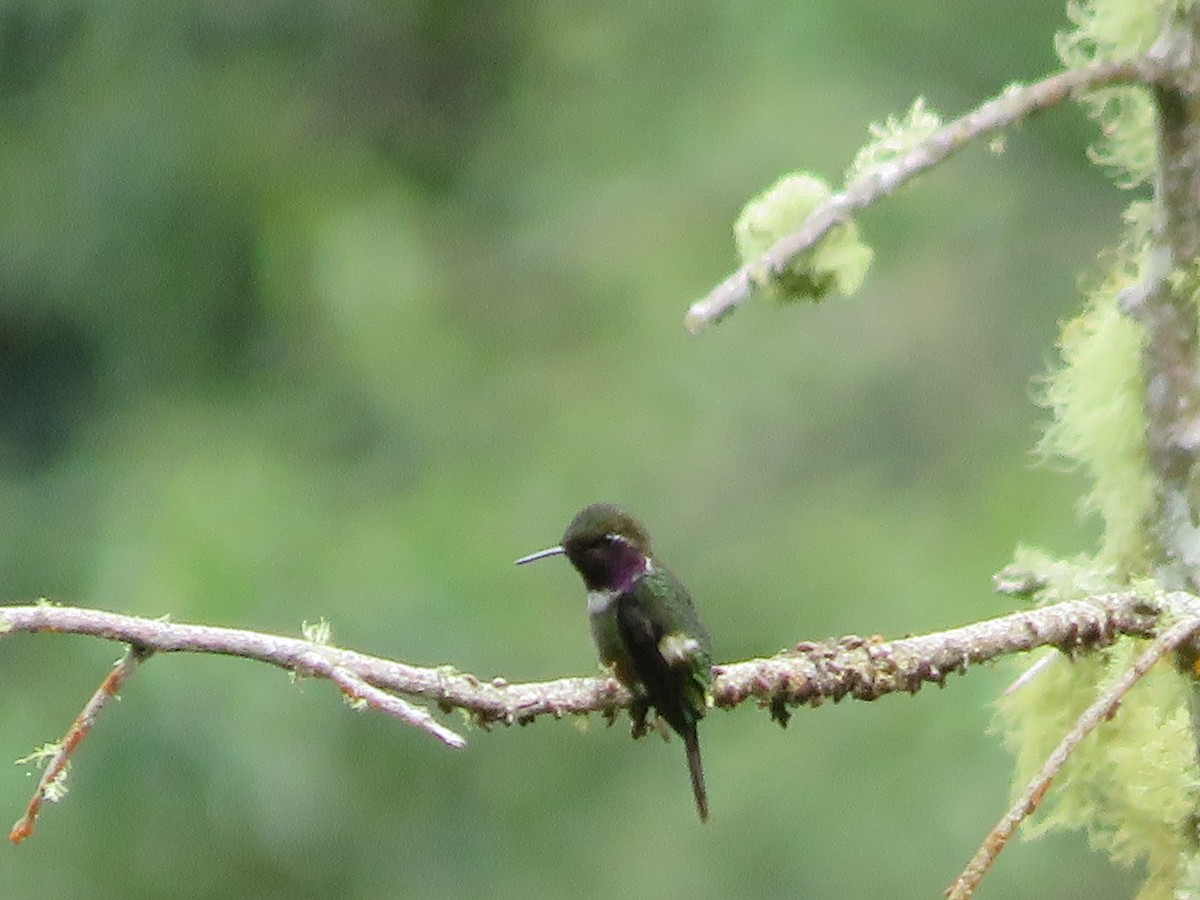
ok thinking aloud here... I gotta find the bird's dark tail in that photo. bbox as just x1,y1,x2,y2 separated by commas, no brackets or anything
683,724,708,823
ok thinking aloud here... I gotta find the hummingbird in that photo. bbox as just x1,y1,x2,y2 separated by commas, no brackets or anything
516,503,714,822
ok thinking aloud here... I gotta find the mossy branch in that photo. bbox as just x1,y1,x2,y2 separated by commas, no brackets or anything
1132,12,1200,588
685,57,1162,334
948,609,1200,900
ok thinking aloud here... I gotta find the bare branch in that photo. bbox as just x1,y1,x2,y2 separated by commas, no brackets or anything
946,612,1200,900
8,644,152,844
0,592,1177,728
0,593,1191,844
685,57,1162,334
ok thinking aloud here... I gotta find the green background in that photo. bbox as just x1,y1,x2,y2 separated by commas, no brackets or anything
0,2,1137,898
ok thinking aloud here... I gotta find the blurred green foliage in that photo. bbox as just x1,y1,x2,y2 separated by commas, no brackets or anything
0,2,1140,898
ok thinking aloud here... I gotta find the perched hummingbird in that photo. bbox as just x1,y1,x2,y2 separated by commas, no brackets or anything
516,503,714,822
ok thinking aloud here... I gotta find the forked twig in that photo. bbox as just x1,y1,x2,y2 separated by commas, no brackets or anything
324,662,466,749
945,615,1200,899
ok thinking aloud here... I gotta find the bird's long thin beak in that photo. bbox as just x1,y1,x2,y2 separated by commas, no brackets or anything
514,545,565,565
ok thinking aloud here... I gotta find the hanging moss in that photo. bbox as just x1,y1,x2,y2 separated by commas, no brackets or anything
733,173,872,303
998,643,1199,900
997,5,1200,896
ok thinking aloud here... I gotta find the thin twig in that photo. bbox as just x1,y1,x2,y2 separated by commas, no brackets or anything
945,614,1200,900
324,663,466,749
685,57,1161,334
8,644,152,844
1002,651,1058,697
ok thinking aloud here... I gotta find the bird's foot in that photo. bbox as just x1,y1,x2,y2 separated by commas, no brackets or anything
629,696,651,739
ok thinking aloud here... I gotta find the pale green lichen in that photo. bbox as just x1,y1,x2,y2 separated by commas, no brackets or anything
14,742,62,767
734,173,872,303
997,644,1199,900
1001,545,1124,600
14,743,71,803
845,97,943,182
302,617,333,646
1056,0,1163,188
1056,0,1163,63
996,5,1200,897
1037,195,1156,571
1036,276,1154,571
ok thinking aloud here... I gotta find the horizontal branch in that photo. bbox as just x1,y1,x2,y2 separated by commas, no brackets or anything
685,57,1163,334
0,591,1183,733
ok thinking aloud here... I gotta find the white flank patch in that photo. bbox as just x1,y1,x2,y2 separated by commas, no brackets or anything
659,633,701,666
587,588,619,616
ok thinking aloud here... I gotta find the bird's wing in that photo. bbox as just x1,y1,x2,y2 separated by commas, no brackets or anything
617,568,712,733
